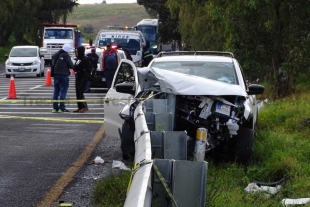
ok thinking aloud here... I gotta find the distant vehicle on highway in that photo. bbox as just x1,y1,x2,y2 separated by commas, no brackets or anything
4,46,45,78
91,29,146,65
38,23,82,65
133,19,179,54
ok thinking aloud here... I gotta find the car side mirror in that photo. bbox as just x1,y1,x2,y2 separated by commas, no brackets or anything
247,84,265,95
115,82,135,95
5,55,8,59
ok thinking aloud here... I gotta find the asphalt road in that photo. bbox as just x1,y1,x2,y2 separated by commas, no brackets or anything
0,64,116,206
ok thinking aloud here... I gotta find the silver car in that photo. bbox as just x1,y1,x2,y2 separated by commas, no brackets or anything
104,51,264,164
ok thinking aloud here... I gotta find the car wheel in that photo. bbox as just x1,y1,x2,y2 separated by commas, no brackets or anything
44,60,50,66
120,120,135,160
36,73,41,77
235,127,254,165
40,71,44,77
6,74,10,78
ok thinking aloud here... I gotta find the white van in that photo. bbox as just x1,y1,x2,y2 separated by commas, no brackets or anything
92,30,146,64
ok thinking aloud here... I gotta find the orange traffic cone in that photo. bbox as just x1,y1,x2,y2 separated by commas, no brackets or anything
45,68,53,86
7,75,17,99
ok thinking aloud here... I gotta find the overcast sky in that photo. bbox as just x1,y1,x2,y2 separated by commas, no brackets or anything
77,0,136,4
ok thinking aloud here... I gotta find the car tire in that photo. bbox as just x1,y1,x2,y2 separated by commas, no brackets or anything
40,71,44,77
44,60,51,66
235,127,254,165
36,73,40,77
120,120,135,160
6,74,10,78
254,107,258,137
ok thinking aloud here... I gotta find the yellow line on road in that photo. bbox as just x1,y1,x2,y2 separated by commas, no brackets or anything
36,124,105,207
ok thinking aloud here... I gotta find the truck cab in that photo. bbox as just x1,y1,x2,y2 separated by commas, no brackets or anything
133,19,159,54
133,19,179,54
38,23,82,65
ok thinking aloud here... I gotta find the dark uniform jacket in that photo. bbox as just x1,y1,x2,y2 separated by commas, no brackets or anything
51,49,74,76
142,49,153,67
73,46,91,81
86,52,99,69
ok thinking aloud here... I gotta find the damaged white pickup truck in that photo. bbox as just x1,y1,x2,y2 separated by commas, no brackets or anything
104,51,264,165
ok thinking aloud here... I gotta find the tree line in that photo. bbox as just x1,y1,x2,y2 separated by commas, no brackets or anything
0,0,78,47
138,0,310,98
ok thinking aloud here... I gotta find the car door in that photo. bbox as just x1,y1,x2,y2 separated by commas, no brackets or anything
104,59,139,139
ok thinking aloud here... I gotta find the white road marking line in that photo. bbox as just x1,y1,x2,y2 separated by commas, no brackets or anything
0,107,103,110
0,103,104,106
29,85,43,90
0,112,104,114
0,117,104,120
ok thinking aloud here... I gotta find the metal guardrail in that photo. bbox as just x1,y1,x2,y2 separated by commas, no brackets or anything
124,102,153,207
124,99,208,207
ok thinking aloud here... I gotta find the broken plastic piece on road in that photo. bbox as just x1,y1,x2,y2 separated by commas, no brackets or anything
244,182,281,198
112,160,130,171
281,198,310,206
92,156,104,164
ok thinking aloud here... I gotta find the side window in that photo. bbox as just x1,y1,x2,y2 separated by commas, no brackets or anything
113,62,135,87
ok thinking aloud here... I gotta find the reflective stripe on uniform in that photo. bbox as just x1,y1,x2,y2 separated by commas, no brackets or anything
143,53,153,58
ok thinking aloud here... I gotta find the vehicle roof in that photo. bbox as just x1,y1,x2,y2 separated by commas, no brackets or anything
85,47,125,54
12,46,38,49
44,27,75,29
136,19,158,26
98,29,143,36
153,55,234,63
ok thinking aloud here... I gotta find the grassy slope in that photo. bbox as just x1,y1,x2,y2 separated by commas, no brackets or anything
67,3,151,33
0,3,150,62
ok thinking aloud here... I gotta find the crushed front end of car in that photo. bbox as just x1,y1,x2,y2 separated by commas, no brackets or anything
121,67,263,164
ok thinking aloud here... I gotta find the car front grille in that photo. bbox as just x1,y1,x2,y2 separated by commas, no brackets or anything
12,63,32,66
47,44,63,49
12,69,32,72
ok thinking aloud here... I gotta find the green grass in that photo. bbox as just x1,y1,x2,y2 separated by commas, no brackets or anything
67,3,151,38
92,75,310,206
91,170,131,207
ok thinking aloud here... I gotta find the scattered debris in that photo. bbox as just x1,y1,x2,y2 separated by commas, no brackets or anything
112,160,131,171
252,177,286,187
281,198,310,206
92,156,104,164
301,118,310,128
244,182,281,197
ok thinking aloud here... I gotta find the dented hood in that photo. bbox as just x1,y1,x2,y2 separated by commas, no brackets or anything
140,67,248,96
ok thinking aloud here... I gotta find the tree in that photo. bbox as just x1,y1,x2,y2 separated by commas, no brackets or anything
137,0,180,44
0,0,78,46
166,0,310,98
